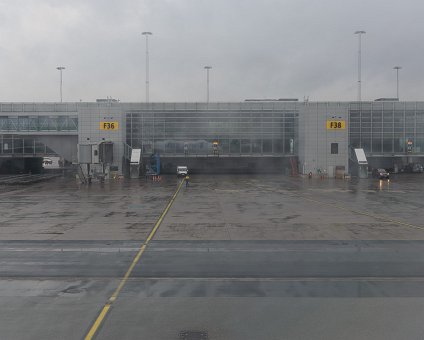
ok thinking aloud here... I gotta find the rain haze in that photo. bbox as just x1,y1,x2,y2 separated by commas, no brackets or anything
4,2,424,340
0,0,423,102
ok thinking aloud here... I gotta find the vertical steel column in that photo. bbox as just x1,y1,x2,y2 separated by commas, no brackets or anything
403,103,406,153
414,102,417,152
379,103,383,153
392,103,395,153
130,112,133,147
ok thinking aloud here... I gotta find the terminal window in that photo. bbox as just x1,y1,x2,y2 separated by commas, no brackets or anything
331,143,338,154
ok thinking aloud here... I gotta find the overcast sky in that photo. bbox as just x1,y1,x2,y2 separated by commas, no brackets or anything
0,0,423,102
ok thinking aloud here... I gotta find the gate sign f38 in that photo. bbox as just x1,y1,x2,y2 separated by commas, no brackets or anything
326,120,346,130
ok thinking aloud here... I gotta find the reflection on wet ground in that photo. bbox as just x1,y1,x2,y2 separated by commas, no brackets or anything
156,173,424,241
1,173,424,340
1,173,423,241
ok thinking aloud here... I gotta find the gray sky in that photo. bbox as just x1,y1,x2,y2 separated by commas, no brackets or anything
0,0,423,102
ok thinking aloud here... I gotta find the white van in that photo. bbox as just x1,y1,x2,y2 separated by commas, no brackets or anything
42,157,60,169
177,166,188,177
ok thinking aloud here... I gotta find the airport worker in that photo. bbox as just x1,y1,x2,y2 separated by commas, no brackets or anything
185,174,190,187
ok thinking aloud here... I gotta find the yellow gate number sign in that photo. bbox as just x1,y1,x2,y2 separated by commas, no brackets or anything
326,120,346,130
100,121,119,130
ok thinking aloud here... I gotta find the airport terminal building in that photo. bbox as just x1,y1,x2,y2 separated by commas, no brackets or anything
0,100,423,177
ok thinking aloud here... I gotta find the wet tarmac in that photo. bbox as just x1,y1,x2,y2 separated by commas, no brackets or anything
1,174,424,339
0,177,179,240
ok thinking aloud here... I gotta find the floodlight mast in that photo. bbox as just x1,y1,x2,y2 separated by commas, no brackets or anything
204,66,212,104
354,31,366,101
393,66,402,100
56,66,65,102
142,32,153,103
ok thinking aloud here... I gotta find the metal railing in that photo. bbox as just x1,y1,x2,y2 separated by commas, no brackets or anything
123,143,133,161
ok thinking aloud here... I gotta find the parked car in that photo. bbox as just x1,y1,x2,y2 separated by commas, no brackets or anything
402,163,424,173
372,168,390,179
412,164,423,173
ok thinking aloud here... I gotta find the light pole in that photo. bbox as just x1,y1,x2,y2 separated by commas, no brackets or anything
393,66,402,100
142,32,152,103
354,31,366,101
56,66,65,102
204,66,212,104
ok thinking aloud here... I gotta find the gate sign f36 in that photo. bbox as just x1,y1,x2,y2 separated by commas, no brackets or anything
100,121,119,130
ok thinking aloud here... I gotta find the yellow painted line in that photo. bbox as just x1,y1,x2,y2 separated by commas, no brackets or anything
84,179,185,340
85,304,111,340
108,244,147,303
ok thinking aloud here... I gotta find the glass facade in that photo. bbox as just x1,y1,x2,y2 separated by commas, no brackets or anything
126,110,297,156
0,115,78,132
0,135,56,155
349,102,424,154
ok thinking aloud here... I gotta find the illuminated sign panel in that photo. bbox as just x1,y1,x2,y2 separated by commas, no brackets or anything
100,121,119,130
326,120,346,130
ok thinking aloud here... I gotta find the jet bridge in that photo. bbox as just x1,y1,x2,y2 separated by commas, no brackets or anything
129,148,142,178
350,148,368,178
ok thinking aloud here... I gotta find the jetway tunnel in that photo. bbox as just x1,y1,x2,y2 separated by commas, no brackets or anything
0,134,78,174
0,135,78,162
